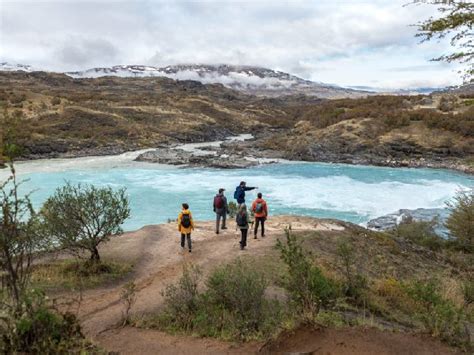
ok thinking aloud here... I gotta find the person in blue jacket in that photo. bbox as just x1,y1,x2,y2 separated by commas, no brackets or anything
234,181,258,205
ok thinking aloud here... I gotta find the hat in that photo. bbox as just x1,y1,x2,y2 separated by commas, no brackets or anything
218,188,225,193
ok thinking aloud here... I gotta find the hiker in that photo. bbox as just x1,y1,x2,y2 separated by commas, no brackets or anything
213,188,229,234
234,181,258,205
177,203,194,253
252,192,268,239
236,203,249,250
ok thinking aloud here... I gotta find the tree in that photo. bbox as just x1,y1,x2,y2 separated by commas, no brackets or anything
42,183,130,262
0,165,46,307
411,1,474,81
445,190,473,252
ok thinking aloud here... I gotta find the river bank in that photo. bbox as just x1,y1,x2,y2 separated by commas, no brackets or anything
6,132,473,175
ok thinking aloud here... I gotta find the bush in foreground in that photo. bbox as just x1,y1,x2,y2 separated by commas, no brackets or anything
404,279,471,349
149,260,281,341
276,227,340,319
0,286,96,353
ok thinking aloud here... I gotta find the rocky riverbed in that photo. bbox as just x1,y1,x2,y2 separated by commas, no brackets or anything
135,134,286,169
367,208,451,237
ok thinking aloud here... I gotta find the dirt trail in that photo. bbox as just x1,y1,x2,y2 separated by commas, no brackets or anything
62,216,458,354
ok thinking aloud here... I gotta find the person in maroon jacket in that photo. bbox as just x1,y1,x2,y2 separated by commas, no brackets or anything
213,188,229,234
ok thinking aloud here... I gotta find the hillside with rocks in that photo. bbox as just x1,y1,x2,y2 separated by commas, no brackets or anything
0,71,472,173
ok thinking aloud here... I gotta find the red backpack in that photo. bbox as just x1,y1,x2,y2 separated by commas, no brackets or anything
215,195,224,209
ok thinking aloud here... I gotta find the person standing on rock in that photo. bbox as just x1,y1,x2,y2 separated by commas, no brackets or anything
234,181,258,206
213,188,229,234
178,203,194,253
236,203,249,250
252,192,268,239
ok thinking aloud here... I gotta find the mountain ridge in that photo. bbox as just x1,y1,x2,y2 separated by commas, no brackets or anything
0,62,368,99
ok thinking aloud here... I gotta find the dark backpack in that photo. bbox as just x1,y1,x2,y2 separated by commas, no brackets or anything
181,213,191,228
215,195,224,209
234,186,244,201
234,187,240,200
255,202,263,213
236,211,247,227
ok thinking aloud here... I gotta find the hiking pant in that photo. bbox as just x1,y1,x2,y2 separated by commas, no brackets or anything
254,217,265,237
181,233,192,250
239,228,248,249
215,211,226,232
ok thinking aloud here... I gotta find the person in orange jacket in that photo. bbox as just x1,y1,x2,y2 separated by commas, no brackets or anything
251,192,268,239
178,203,194,252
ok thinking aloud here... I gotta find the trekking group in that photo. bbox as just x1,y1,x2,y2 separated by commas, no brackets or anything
177,181,268,252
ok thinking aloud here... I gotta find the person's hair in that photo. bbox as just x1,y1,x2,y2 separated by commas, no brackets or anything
240,181,246,186
257,192,262,198
182,203,189,210
219,188,224,193
239,203,247,211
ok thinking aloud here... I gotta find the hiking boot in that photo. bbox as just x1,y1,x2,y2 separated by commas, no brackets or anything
189,249,192,253
216,230,219,234
254,236,257,239
222,226,228,230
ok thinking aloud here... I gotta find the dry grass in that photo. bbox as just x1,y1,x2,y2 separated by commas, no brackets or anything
31,259,133,291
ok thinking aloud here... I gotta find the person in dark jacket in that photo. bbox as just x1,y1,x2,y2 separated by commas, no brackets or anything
234,181,257,205
213,188,229,234
236,203,249,250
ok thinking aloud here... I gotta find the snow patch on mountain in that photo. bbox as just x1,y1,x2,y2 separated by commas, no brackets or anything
0,63,366,98
0,62,35,72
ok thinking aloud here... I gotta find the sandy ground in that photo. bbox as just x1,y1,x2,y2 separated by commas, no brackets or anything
57,216,459,354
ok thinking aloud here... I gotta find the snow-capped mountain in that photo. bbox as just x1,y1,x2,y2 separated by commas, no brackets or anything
65,64,369,98
7,62,444,98
0,62,35,72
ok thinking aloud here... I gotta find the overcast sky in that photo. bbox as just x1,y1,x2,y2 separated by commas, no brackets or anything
0,0,462,89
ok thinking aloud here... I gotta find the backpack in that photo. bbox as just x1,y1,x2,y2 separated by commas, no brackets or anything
255,202,263,214
181,213,191,228
234,187,241,200
215,195,224,209
236,211,247,227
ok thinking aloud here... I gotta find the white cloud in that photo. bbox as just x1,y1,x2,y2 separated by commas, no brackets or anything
0,0,462,88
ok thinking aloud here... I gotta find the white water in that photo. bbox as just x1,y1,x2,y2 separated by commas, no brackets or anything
1,142,472,231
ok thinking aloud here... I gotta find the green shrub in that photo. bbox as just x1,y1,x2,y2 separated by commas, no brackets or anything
461,280,474,306
152,260,282,341
445,191,474,253
276,227,340,318
120,281,137,326
394,218,446,251
336,239,368,303
404,279,470,349
160,264,202,331
228,201,238,218
0,289,95,353
200,259,279,340
41,183,130,262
